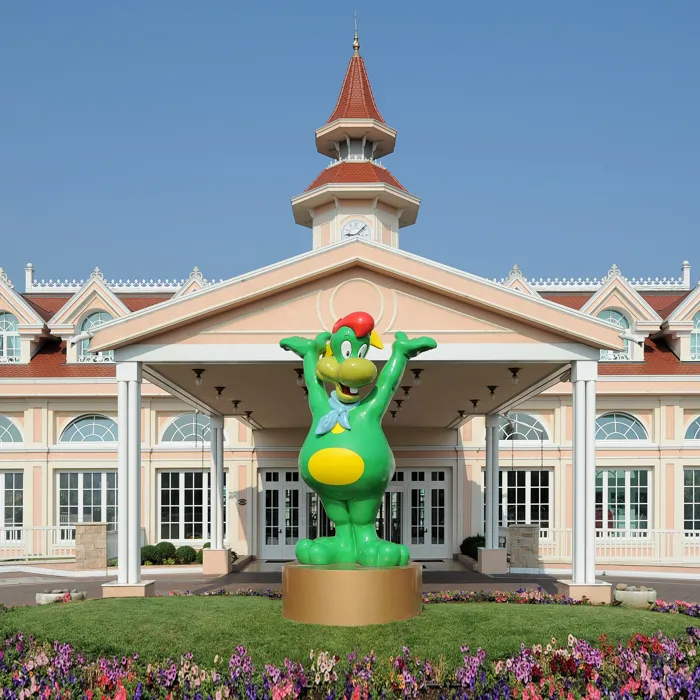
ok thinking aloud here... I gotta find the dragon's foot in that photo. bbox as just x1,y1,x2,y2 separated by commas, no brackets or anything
357,540,410,568
295,536,356,565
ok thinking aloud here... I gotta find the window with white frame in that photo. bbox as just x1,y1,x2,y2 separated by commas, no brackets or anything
78,311,114,362
57,471,117,539
595,412,648,440
161,414,211,443
1,472,23,540
0,312,20,363
685,418,700,440
499,413,548,441
158,471,227,542
683,469,700,534
0,416,22,443
59,415,118,443
691,314,700,361
595,469,649,534
483,469,552,533
597,309,631,361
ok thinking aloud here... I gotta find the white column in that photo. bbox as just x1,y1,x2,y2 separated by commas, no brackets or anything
215,421,225,550
571,360,597,585
584,373,597,584
209,421,219,548
125,362,142,584
116,372,129,585
485,415,500,549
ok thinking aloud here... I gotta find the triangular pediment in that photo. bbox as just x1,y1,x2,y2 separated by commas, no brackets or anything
90,240,623,353
502,265,540,297
664,285,700,324
173,268,207,298
0,268,46,328
48,268,130,335
581,265,661,327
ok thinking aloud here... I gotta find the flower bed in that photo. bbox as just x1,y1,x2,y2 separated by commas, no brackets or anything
1,628,699,698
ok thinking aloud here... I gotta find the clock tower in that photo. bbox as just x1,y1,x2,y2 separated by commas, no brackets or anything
291,31,420,250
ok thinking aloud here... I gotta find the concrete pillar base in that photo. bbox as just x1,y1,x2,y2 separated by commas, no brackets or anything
203,548,233,576
102,580,155,599
556,579,612,605
476,547,508,574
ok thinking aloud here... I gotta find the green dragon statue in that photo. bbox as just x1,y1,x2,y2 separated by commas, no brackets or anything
280,311,436,568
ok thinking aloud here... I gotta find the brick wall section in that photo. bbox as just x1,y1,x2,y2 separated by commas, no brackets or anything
75,523,107,570
508,525,540,569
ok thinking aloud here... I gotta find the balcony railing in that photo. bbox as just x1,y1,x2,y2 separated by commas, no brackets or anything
0,527,76,561
537,529,700,564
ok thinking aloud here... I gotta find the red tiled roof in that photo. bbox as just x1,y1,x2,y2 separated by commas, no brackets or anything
541,293,590,310
0,340,115,378
327,55,385,123
305,161,405,192
599,337,700,375
22,295,72,321
640,293,689,318
121,296,172,311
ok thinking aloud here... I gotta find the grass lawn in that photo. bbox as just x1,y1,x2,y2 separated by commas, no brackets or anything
0,598,692,668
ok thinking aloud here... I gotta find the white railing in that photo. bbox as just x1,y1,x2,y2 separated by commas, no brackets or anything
106,530,118,560
537,529,700,564
0,527,75,561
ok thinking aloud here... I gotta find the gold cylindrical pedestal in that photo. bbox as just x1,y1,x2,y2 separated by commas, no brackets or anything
282,562,422,626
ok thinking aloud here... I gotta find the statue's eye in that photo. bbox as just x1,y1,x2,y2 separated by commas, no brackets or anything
357,344,368,358
341,340,352,359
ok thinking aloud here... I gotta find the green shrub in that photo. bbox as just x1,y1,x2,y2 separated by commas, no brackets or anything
155,541,177,562
107,558,118,568
460,534,485,560
140,545,161,565
176,545,197,565
195,541,211,564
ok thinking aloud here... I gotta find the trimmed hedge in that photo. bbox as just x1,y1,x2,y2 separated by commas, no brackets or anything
155,541,177,562
195,541,211,565
140,545,161,565
176,545,197,565
460,534,485,559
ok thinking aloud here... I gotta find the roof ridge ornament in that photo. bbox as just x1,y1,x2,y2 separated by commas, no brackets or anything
506,264,525,282
353,11,360,56
0,268,13,289
605,263,622,280
90,267,106,282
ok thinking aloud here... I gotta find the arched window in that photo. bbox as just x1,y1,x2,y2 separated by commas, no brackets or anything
0,312,20,363
60,415,118,443
78,311,114,362
595,412,647,440
597,309,631,361
685,417,700,440
499,413,548,441
691,313,700,361
0,416,22,443
161,414,211,443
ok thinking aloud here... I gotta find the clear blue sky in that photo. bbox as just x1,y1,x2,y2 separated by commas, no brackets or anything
2,2,698,287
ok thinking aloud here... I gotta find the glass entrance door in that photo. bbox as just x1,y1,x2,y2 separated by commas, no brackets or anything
408,470,451,559
260,471,302,560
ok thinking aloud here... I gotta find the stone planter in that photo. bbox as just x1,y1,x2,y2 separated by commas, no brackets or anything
614,584,657,609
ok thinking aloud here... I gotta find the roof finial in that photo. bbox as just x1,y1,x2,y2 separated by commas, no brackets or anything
353,11,360,56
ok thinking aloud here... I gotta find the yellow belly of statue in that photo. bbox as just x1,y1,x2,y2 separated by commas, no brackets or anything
308,447,365,486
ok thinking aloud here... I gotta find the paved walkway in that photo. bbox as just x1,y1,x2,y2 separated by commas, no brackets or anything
1,563,698,608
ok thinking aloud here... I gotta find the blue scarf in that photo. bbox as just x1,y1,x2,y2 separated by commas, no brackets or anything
315,391,357,436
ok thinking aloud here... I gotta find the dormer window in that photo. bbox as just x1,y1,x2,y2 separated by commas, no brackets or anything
597,309,631,360
691,313,700,361
78,311,114,363
0,312,20,363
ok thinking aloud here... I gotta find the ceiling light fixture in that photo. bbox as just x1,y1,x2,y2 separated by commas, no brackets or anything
193,368,205,387
243,410,263,431
294,368,305,387
470,399,479,410
487,385,498,401
302,387,308,396
395,399,404,412
231,400,241,414
401,386,412,400
509,368,521,386
446,409,468,430
214,386,225,402
412,369,423,386
390,410,397,423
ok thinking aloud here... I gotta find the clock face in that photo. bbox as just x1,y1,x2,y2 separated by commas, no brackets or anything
341,218,372,239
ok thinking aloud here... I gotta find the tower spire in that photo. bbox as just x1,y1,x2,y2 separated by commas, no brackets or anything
353,12,360,56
